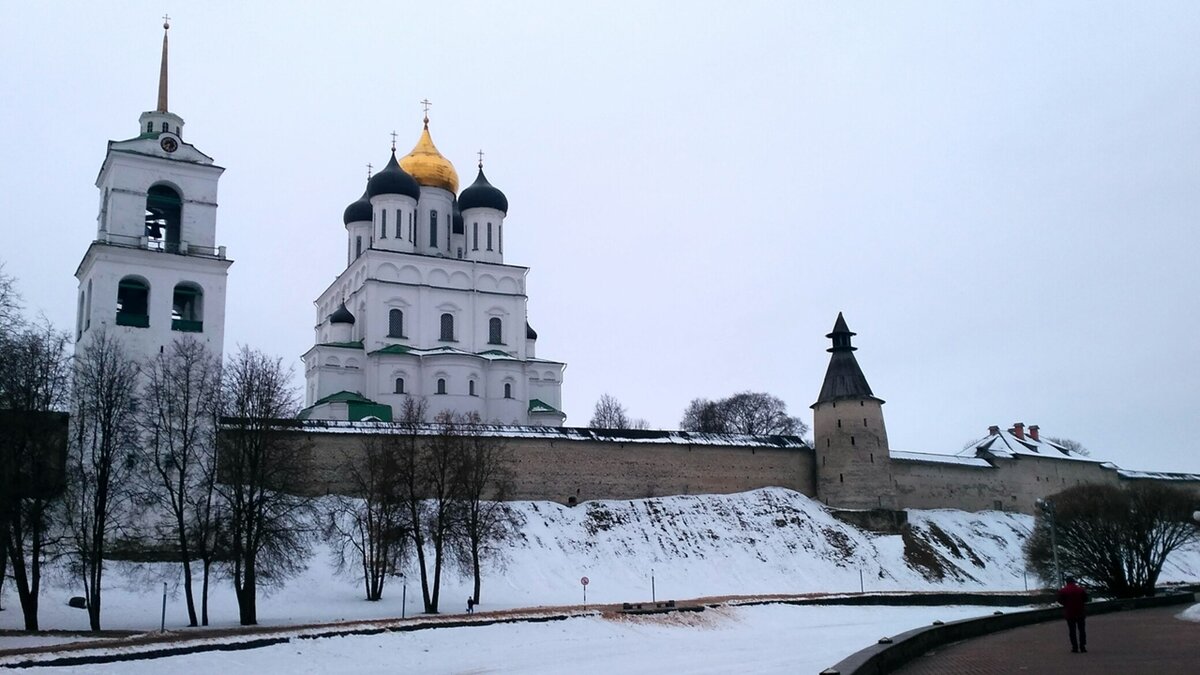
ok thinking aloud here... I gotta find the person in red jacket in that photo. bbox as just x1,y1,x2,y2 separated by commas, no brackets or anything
1057,577,1088,653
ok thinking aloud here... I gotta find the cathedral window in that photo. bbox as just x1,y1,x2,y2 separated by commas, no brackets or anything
430,210,439,247
85,279,92,330
440,313,455,341
146,121,153,133
488,317,503,345
171,283,204,332
469,380,477,396
499,224,503,253
472,223,478,250
388,309,404,338
487,222,493,251
437,378,447,395
116,277,150,328
394,377,405,394
504,383,513,399
356,236,362,258
163,122,169,133
409,212,415,242
381,210,387,238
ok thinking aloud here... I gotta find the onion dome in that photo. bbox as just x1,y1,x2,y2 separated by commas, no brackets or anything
342,188,372,225
367,152,420,200
400,118,459,193
452,200,464,235
329,303,355,325
459,166,509,214
526,321,538,340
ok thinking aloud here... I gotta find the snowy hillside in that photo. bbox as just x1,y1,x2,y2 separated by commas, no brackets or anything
4,488,1199,633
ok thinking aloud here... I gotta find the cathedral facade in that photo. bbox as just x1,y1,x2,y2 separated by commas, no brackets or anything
299,118,566,425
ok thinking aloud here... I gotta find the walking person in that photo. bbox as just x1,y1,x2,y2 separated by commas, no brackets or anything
1057,577,1088,653
467,597,475,615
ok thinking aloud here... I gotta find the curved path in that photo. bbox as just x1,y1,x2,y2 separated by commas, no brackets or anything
893,604,1199,674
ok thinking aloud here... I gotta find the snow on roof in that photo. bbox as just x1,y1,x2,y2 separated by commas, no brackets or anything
956,429,1102,464
223,418,810,449
1115,468,1200,481
890,450,993,468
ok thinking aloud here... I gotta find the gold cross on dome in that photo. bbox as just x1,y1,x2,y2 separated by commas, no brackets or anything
420,98,432,115
366,163,373,179
389,130,397,152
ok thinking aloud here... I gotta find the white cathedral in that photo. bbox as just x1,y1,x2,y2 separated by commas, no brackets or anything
298,119,567,425
74,23,566,426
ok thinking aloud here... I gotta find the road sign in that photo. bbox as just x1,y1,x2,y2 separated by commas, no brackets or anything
581,576,590,586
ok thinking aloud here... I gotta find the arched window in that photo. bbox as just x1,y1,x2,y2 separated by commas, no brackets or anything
487,222,493,251
355,236,362,258
394,377,405,394
429,210,439,247
440,313,454,341
437,378,447,395
116,277,150,327
472,223,478,250
503,383,512,399
469,380,476,396
163,122,170,133
488,317,503,344
381,209,387,239
146,121,153,133
388,309,404,338
171,283,204,332
145,184,182,251
85,279,92,330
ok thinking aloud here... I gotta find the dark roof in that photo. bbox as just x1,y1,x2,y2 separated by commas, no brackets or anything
526,321,538,340
458,167,508,214
342,188,372,225
330,303,355,325
813,313,882,406
367,152,421,200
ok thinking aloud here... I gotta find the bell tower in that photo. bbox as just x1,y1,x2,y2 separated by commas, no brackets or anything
74,19,231,362
812,314,893,509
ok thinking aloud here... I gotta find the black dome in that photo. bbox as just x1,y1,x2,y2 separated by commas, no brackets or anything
526,321,538,340
367,152,420,200
451,200,464,235
458,168,508,214
330,303,355,325
342,188,372,225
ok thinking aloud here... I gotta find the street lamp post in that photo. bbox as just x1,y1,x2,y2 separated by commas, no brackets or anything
1037,498,1062,588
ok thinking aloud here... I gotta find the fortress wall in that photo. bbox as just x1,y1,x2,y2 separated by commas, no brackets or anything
281,429,816,503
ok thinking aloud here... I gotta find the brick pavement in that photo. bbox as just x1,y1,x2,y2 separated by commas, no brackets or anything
894,604,1200,674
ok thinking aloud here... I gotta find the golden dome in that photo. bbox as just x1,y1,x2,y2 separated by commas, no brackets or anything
399,119,459,193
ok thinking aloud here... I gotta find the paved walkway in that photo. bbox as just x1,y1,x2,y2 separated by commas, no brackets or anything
894,604,1200,674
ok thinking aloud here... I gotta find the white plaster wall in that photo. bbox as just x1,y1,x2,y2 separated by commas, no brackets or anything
97,152,222,246
462,207,506,264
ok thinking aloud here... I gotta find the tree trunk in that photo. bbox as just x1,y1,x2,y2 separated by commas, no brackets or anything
201,558,211,626
472,542,482,605
177,511,197,627
238,558,257,625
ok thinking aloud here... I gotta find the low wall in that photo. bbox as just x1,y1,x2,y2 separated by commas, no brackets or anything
819,591,1198,675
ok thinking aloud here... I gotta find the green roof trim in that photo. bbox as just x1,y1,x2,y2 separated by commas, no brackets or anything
312,390,378,406
371,344,414,355
528,398,562,414
318,340,365,350
478,349,517,358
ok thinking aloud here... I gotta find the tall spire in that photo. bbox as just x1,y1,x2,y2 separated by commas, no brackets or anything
156,16,170,113
814,313,880,406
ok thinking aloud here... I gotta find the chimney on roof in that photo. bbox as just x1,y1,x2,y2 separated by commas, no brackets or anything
1028,425,1039,441
988,425,1000,436
1011,422,1025,440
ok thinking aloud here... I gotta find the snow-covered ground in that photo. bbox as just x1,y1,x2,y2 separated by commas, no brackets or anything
3,488,1198,669
25,604,1033,674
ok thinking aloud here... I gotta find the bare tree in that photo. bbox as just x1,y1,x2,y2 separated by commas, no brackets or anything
138,337,222,626
1024,483,1200,597
322,433,410,601
65,330,140,631
0,261,21,334
1046,436,1090,457
680,398,725,433
589,393,631,429
218,346,312,626
446,413,518,606
0,320,71,630
680,391,808,437
413,409,466,613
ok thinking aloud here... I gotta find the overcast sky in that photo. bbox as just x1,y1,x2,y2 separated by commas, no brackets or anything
4,1,1199,473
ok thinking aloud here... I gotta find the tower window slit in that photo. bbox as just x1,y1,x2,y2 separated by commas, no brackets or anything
850,436,855,446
